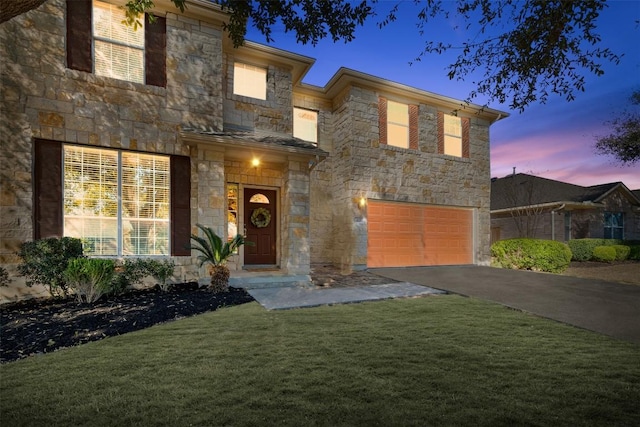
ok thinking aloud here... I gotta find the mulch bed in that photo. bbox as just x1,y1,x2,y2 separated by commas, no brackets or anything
0,284,254,364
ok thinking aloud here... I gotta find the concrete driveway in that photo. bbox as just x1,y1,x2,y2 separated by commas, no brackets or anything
372,266,640,345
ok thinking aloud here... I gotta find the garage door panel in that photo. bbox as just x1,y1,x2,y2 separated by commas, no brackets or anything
368,201,473,268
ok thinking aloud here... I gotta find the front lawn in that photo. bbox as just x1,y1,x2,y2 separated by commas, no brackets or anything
1,296,639,426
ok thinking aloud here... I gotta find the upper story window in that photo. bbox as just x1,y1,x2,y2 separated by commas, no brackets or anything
293,107,318,143
443,114,462,157
378,97,418,150
66,0,166,87
604,212,624,239
93,0,145,83
438,112,470,158
233,62,267,100
387,100,409,149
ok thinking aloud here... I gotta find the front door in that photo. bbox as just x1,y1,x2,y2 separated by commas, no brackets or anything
244,188,277,265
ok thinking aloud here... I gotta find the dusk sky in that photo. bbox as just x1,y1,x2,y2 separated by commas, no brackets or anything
244,0,640,190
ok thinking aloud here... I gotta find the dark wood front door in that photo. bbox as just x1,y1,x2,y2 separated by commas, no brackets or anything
244,188,277,265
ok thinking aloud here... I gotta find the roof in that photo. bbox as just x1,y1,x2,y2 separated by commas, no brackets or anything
491,173,640,211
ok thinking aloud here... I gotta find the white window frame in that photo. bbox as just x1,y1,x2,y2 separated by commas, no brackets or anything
386,100,409,149
233,62,267,100
443,114,462,157
293,107,318,143
63,145,171,256
92,0,145,84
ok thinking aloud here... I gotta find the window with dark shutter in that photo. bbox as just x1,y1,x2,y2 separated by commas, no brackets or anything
379,97,418,149
438,112,470,158
66,0,166,87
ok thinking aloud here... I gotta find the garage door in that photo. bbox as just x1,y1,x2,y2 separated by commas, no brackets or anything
367,201,473,267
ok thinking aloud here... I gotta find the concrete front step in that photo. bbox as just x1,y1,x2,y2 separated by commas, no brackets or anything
197,271,313,289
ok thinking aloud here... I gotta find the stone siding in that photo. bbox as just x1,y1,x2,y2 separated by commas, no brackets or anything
0,0,225,300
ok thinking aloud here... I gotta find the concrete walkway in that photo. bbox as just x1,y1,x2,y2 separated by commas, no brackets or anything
248,282,445,310
373,266,640,344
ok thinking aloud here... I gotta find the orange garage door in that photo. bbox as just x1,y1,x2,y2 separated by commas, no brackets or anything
367,201,473,267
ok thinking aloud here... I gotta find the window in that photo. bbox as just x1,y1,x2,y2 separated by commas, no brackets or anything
233,62,267,100
34,139,191,256
387,100,409,149
443,114,462,157
63,146,170,256
604,212,624,239
293,107,318,143
378,97,418,149
93,0,145,83
227,183,239,242
437,112,470,158
564,211,572,241
66,0,166,87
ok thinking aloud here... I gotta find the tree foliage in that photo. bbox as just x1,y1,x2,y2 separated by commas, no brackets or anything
1,0,625,112
595,90,640,165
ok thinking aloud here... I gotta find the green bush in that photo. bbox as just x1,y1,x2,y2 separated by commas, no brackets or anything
491,238,572,273
147,259,175,291
17,237,84,297
610,245,631,261
64,258,116,303
567,239,627,261
628,245,640,261
112,258,154,293
592,246,617,263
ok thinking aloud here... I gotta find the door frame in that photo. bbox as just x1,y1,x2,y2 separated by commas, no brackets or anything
239,184,280,269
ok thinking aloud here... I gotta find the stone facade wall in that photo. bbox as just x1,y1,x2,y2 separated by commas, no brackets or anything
320,85,493,268
0,0,225,300
222,55,293,133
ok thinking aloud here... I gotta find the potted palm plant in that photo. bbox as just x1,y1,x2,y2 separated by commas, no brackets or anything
189,223,251,293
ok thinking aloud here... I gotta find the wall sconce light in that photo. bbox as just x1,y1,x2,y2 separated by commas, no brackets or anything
358,196,367,209
251,158,260,167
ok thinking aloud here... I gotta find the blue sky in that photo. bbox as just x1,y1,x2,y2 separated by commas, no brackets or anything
244,0,640,189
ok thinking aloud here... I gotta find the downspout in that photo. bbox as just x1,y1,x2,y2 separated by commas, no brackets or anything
551,204,566,241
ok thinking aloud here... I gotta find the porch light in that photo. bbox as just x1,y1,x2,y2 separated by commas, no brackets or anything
358,196,367,209
251,158,260,167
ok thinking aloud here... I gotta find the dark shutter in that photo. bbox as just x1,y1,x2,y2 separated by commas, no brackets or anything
409,104,419,150
461,117,470,158
66,0,92,73
437,112,444,154
378,97,387,145
171,155,191,256
34,139,63,239
145,14,167,87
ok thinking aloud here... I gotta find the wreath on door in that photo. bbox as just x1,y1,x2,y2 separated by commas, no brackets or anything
251,207,271,228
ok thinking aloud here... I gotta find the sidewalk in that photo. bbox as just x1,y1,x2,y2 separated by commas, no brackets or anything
248,282,445,310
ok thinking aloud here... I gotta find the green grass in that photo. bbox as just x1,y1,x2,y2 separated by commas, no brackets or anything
1,296,639,426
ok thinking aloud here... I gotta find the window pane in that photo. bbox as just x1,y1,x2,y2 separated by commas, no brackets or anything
93,0,144,47
444,135,462,157
64,146,119,256
249,193,270,204
293,108,318,142
233,62,267,100
387,123,409,148
121,153,170,255
95,41,144,84
387,101,408,125
444,114,462,137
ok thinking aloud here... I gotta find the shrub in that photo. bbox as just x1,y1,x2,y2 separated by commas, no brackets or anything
592,246,617,263
111,258,154,293
491,238,572,273
628,245,640,261
147,259,175,291
0,266,9,287
567,239,605,261
610,245,631,261
64,258,116,303
17,237,84,297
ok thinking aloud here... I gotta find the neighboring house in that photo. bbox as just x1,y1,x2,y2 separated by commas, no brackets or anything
0,0,507,301
491,173,640,243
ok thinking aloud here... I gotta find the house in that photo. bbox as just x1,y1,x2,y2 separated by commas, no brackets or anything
491,173,640,243
0,0,507,301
